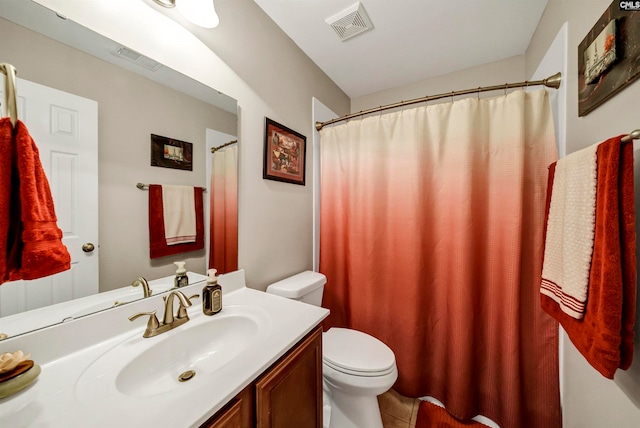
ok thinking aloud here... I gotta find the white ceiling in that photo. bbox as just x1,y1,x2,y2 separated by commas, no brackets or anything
253,0,549,98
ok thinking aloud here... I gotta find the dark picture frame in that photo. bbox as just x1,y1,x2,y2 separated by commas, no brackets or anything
150,134,193,171
263,118,307,186
578,2,640,116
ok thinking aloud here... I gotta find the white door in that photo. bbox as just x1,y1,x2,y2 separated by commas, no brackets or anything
0,77,99,317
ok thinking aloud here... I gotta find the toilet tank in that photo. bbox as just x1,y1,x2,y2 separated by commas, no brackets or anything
265,271,326,306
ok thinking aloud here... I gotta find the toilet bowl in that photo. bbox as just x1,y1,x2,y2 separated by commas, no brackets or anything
266,271,398,428
322,327,398,428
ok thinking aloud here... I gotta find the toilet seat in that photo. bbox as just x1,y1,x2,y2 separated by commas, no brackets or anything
323,328,396,377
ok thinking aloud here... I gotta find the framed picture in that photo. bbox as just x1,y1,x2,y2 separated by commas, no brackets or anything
578,2,640,116
263,118,307,185
150,134,193,171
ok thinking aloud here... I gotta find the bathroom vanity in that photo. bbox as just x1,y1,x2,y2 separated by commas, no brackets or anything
202,325,322,427
0,270,328,427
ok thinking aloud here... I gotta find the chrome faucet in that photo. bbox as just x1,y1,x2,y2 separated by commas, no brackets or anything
129,290,194,338
131,277,152,298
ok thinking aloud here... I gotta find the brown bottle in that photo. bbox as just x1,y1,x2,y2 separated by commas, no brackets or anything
203,269,222,316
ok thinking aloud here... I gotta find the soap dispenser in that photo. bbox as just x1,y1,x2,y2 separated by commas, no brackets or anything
203,268,222,315
174,261,189,288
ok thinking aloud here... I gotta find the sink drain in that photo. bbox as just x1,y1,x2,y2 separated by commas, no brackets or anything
178,370,196,382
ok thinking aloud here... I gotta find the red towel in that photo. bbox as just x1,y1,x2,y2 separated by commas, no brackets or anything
0,119,70,285
416,401,490,428
541,136,636,378
149,184,204,259
0,119,13,283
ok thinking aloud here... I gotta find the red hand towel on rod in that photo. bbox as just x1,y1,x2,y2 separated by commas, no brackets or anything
148,184,204,259
0,119,70,285
541,136,636,378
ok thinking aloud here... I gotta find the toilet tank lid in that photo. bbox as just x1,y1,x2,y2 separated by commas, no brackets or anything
266,271,326,299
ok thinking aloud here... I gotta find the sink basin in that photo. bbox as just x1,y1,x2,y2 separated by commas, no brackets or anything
116,314,259,397
75,305,269,402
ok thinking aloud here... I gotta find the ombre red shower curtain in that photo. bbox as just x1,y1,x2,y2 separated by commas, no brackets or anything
208,144,238,274
319,89,561,428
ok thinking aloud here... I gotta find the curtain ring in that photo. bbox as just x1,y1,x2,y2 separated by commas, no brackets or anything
450,91,454,103
504,83,508,96
477,87,481,100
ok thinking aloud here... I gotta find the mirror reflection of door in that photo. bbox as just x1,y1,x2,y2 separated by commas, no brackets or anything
0,76,99,316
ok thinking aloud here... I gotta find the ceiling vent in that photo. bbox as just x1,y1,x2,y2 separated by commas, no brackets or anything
111,46,162,72
325,2,374,42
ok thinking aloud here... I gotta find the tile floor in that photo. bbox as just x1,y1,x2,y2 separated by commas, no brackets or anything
378,389,420,428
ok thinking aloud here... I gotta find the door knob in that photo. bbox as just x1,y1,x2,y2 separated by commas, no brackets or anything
82,243,95,253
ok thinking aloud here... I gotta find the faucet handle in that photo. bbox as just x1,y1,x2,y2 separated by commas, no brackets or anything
129,311,160,337
176,293,196,320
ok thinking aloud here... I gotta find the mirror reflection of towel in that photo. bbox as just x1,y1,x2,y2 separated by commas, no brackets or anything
0,119,70,285
162,185,196,245
148,185,204,259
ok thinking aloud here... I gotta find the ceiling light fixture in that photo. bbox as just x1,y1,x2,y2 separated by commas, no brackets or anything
151,0,219,28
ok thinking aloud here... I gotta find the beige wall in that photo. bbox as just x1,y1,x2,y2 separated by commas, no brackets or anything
31,0,351,292
526,1,640,427
0,18,237,291
202,0,352,289
526,0,640,154
351,55,526,112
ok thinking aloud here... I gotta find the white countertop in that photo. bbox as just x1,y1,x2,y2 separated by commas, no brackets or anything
0,270,329,427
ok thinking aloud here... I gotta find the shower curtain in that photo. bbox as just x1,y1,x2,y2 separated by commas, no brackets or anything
319,89,561,428
208,145,238,274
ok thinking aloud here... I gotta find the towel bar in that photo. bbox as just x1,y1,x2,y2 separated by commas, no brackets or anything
136,183,207,192
621,129,640,143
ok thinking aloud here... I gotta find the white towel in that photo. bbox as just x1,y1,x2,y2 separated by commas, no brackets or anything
540,143,598,319
162,185,196,245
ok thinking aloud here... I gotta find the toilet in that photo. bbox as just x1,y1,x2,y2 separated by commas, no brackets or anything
266,271,398,428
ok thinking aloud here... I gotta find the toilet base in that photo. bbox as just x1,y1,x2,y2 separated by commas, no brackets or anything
324,387,384,428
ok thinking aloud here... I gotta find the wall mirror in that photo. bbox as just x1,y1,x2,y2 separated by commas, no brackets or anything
0,0,238,338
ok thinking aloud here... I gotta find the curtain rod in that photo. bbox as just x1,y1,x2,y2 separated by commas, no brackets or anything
315,72,562,131
211,140,237,153
136,182,207,192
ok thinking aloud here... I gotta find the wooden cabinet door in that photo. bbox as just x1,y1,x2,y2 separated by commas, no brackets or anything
255,326,323,428
201,399,241,428
201,384,254,428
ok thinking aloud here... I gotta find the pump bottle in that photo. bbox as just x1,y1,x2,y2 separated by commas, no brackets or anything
174,261,189,288
203,268,222,315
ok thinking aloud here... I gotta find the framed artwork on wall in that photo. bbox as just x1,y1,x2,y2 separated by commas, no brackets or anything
263,118,307,186
578,1,640,116
150,134,193,171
